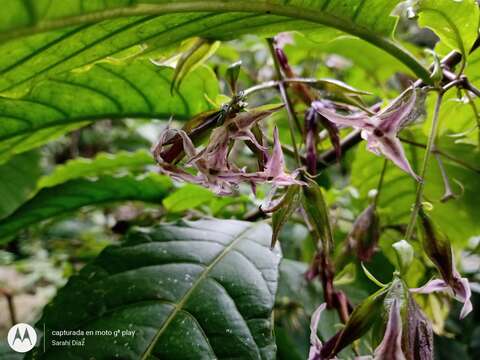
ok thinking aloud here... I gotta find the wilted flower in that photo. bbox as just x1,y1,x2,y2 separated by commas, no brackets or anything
347,204,380,262
312,88,421,181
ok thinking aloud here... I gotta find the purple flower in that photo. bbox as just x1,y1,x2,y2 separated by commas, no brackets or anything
411,273,472,319
259,127,305,185
373,299,406,360
413,210,473,319
312,89,421,181
308,303,337,360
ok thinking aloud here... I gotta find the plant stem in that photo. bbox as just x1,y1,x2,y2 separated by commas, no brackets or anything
267,38,302,166
373,159,388,208
405,91,444,241
435,152,455,203
463,89,480,150
399,137,480,173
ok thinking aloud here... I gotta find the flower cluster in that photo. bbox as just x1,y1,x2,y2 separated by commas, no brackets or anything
152,105,304,195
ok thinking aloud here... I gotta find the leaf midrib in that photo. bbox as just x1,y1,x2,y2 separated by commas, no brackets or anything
1,1,431,82
140,222,263,360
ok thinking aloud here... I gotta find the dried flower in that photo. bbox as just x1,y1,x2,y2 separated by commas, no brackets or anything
312,89,421,181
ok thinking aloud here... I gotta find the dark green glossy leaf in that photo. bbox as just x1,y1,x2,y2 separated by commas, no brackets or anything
0,174,172,241
31,220,281,359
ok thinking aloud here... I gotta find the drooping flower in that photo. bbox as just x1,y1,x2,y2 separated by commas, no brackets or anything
411,210,473,319
373,299,406,360
312,88,421,181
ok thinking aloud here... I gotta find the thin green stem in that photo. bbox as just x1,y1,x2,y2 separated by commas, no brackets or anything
0,1,432,83
373,159,388,208
405,91,444,241
267,38,302,166
464,90,480,150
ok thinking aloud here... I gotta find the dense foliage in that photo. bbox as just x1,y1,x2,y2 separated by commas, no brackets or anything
0,1,479,359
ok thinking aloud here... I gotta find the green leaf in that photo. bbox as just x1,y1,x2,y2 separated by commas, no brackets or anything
163,184,215,213
0,61,218,162
226,61,242,94
32,220,281,359
301,179,334,253
271,185,301,249
0,0,431,90
166,37,220,92
37,150,154,189
417,0,480,58
0,174,172,241
0,151,42,219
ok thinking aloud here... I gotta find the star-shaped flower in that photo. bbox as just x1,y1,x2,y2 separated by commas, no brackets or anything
312,89,421,181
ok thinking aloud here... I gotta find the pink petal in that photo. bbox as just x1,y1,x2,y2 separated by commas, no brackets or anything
312,101,373,130
410,279,449,294
374,134,421,181
453,277,473,319
264,127,286,179
377,88,416,134
373,299,406,360
309,303,326,360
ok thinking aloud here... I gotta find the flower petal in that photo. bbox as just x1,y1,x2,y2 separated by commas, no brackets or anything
312,101,372,129
374,134,421,181
373,299,406,360
410,279,449,294
454,277,473,319
377,88,416,134
309,303,327,360
265,126,286,179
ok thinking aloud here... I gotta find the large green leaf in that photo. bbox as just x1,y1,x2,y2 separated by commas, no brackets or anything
30,220,280,359
0,174,172,241
0,151,42,218
0,0,430,91
417,0,480,58
37,149,154,188
0,61,218,163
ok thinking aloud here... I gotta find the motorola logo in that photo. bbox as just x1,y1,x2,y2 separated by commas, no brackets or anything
7,323,37,353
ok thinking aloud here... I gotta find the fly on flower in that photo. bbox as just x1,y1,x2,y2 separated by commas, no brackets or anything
312,88,422,181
